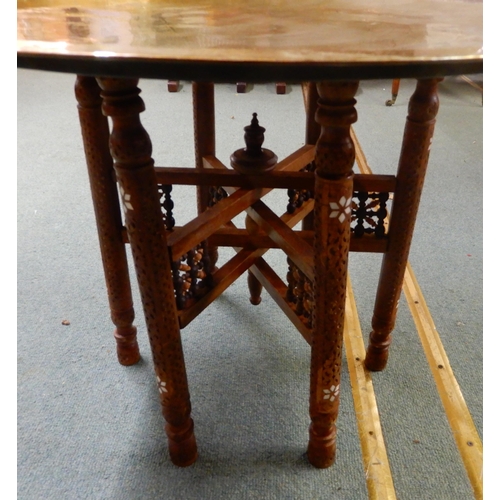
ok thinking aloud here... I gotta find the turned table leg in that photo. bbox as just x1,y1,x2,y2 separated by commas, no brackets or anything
365,78,442,371
75,75,140,366
302,82,321,232
307,81,359,468
97,77,197,466
192,82,219,273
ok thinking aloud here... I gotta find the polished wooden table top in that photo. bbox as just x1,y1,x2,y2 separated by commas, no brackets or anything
18,0,482,80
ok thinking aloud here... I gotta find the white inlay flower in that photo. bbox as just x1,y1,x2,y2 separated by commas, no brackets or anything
329,196,352,223
119,185,134,213
156,375,168,394
323,384,340,402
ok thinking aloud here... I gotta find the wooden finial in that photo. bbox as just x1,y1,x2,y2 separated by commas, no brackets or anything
231,113,277,174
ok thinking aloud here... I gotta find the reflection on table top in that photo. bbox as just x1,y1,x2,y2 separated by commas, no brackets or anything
18,0,482,66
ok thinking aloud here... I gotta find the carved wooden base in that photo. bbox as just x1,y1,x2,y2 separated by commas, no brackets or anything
75,77,440,468
165,418,198,467
113,326,140,366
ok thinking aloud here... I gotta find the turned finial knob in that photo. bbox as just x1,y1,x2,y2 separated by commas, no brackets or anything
231,113,277,174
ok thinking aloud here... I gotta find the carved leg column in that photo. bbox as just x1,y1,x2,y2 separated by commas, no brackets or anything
365,78,441,371
98,77,197,466
192,82,219,273
302,82,321,231
75,76,140,366
307,81,358,468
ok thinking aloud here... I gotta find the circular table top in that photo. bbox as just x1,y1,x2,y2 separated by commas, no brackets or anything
17,0,483,81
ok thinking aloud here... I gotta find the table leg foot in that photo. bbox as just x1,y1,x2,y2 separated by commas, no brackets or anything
364,333,392,371
114,326,140,366
165,418,198,467
307,422,336,468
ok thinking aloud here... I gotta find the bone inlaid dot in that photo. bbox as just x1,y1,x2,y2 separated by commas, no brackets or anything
156,375,168,394
323,384,340,402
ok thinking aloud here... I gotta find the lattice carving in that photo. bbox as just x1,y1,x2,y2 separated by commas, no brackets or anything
286,161,315,214
286,257,313,329
351,191,390,238
172,241,213,310
287,187,390,238
158,184,175,230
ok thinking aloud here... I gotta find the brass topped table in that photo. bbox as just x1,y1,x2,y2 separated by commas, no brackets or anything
18,0,482,470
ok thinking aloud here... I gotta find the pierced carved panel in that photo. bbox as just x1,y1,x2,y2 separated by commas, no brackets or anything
287,185,390,239
351,191,390,238
159,184,175,231
172,241,213,311
286,257,313,329
158,184,215,310
287,161,315,214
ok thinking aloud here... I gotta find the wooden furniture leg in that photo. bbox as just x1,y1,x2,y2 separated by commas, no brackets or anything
74,75,140,366
385,78,401,106
307,81,359,468
365,78,442,371
97,77,197,467
192,82,219,272
302,82,321,232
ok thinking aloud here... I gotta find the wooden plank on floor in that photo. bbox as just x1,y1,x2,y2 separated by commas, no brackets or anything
402,264,483,499
352,124,482,497
344,275,397,500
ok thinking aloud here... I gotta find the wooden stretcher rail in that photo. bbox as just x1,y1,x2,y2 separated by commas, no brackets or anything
167,186,267,262
178,199,315,327
207,227,388,253
246,201,314,281
122,224,389,253
250,257,312,344
154,167,396,193
178,247,267,328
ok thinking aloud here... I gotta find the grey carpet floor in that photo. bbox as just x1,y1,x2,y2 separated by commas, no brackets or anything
18,70,482,499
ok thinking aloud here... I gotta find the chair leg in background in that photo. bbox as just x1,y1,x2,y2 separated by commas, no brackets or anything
385,78,401,106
